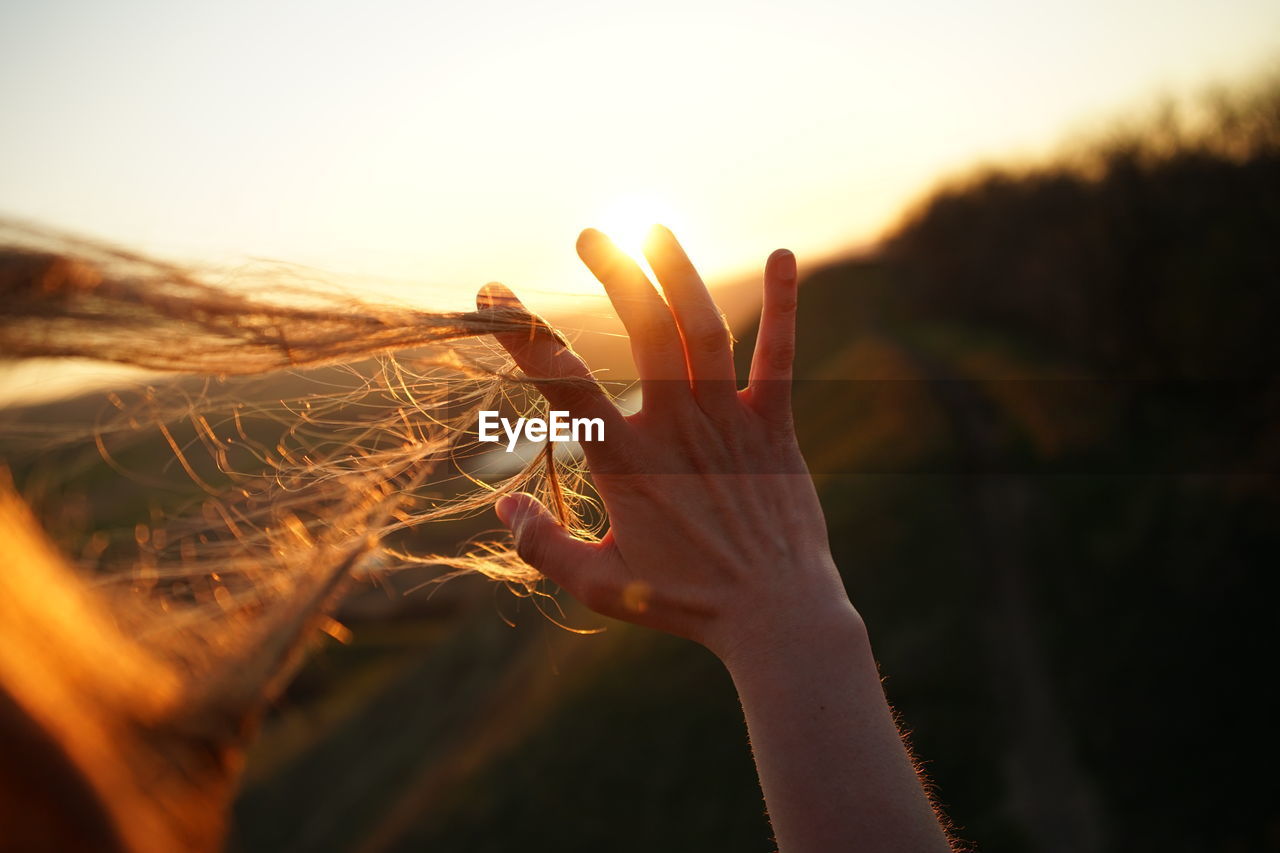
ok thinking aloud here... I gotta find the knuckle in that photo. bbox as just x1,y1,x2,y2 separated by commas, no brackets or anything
766,406,795,431
621,472,664,502
690,380,734,408
691,322,730,355
672,418,708,460
691,393,738,430
550,346,590,375
594,440,640,475
772,291,798,314
550,376,602,411
576,579,616,614
514,531,545,568
752,402,793,435
634,311,680,347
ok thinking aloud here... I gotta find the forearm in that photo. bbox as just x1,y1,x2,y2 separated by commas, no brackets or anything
721,599,953,853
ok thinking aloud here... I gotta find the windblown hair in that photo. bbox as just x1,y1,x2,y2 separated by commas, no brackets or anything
0,220,604,851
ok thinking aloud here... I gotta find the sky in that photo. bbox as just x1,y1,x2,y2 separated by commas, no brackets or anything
1,0,1277,316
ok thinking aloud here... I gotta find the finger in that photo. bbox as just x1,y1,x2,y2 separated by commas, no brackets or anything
576,228,689,405
496,492,625,612
745,249,798,419
476,283,630,458
642,225,738,410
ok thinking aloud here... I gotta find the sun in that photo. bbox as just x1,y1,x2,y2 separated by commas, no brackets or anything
596,193,679,260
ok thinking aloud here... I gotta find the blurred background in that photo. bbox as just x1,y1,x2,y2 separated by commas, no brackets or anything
2,0,1279,850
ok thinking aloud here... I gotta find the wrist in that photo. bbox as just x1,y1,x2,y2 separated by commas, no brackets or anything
712,590,868,679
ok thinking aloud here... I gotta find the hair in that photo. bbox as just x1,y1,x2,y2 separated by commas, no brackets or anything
0,219,606,850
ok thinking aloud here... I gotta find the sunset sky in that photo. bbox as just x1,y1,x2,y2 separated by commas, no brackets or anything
1,0,1277,314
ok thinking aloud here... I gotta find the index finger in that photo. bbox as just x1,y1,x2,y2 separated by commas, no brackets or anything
476,283,632,459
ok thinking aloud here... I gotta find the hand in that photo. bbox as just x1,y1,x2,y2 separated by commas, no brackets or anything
478,227,954,852
478,226,855,663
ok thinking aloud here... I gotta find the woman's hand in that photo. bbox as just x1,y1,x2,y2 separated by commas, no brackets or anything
479,226,954,852
478,225,855,663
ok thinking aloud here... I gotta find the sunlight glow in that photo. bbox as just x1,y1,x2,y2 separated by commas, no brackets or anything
596,194,682,261
0,0,1275,313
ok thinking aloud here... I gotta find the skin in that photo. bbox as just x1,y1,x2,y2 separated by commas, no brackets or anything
478,226,954,852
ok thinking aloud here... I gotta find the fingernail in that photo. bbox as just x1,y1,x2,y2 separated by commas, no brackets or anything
497,494,536,539
770,249,796,281
581,228,619,252
495,494,519,527
479,281,519,308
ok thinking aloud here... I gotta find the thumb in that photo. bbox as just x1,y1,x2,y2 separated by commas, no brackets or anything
495,492,602,588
